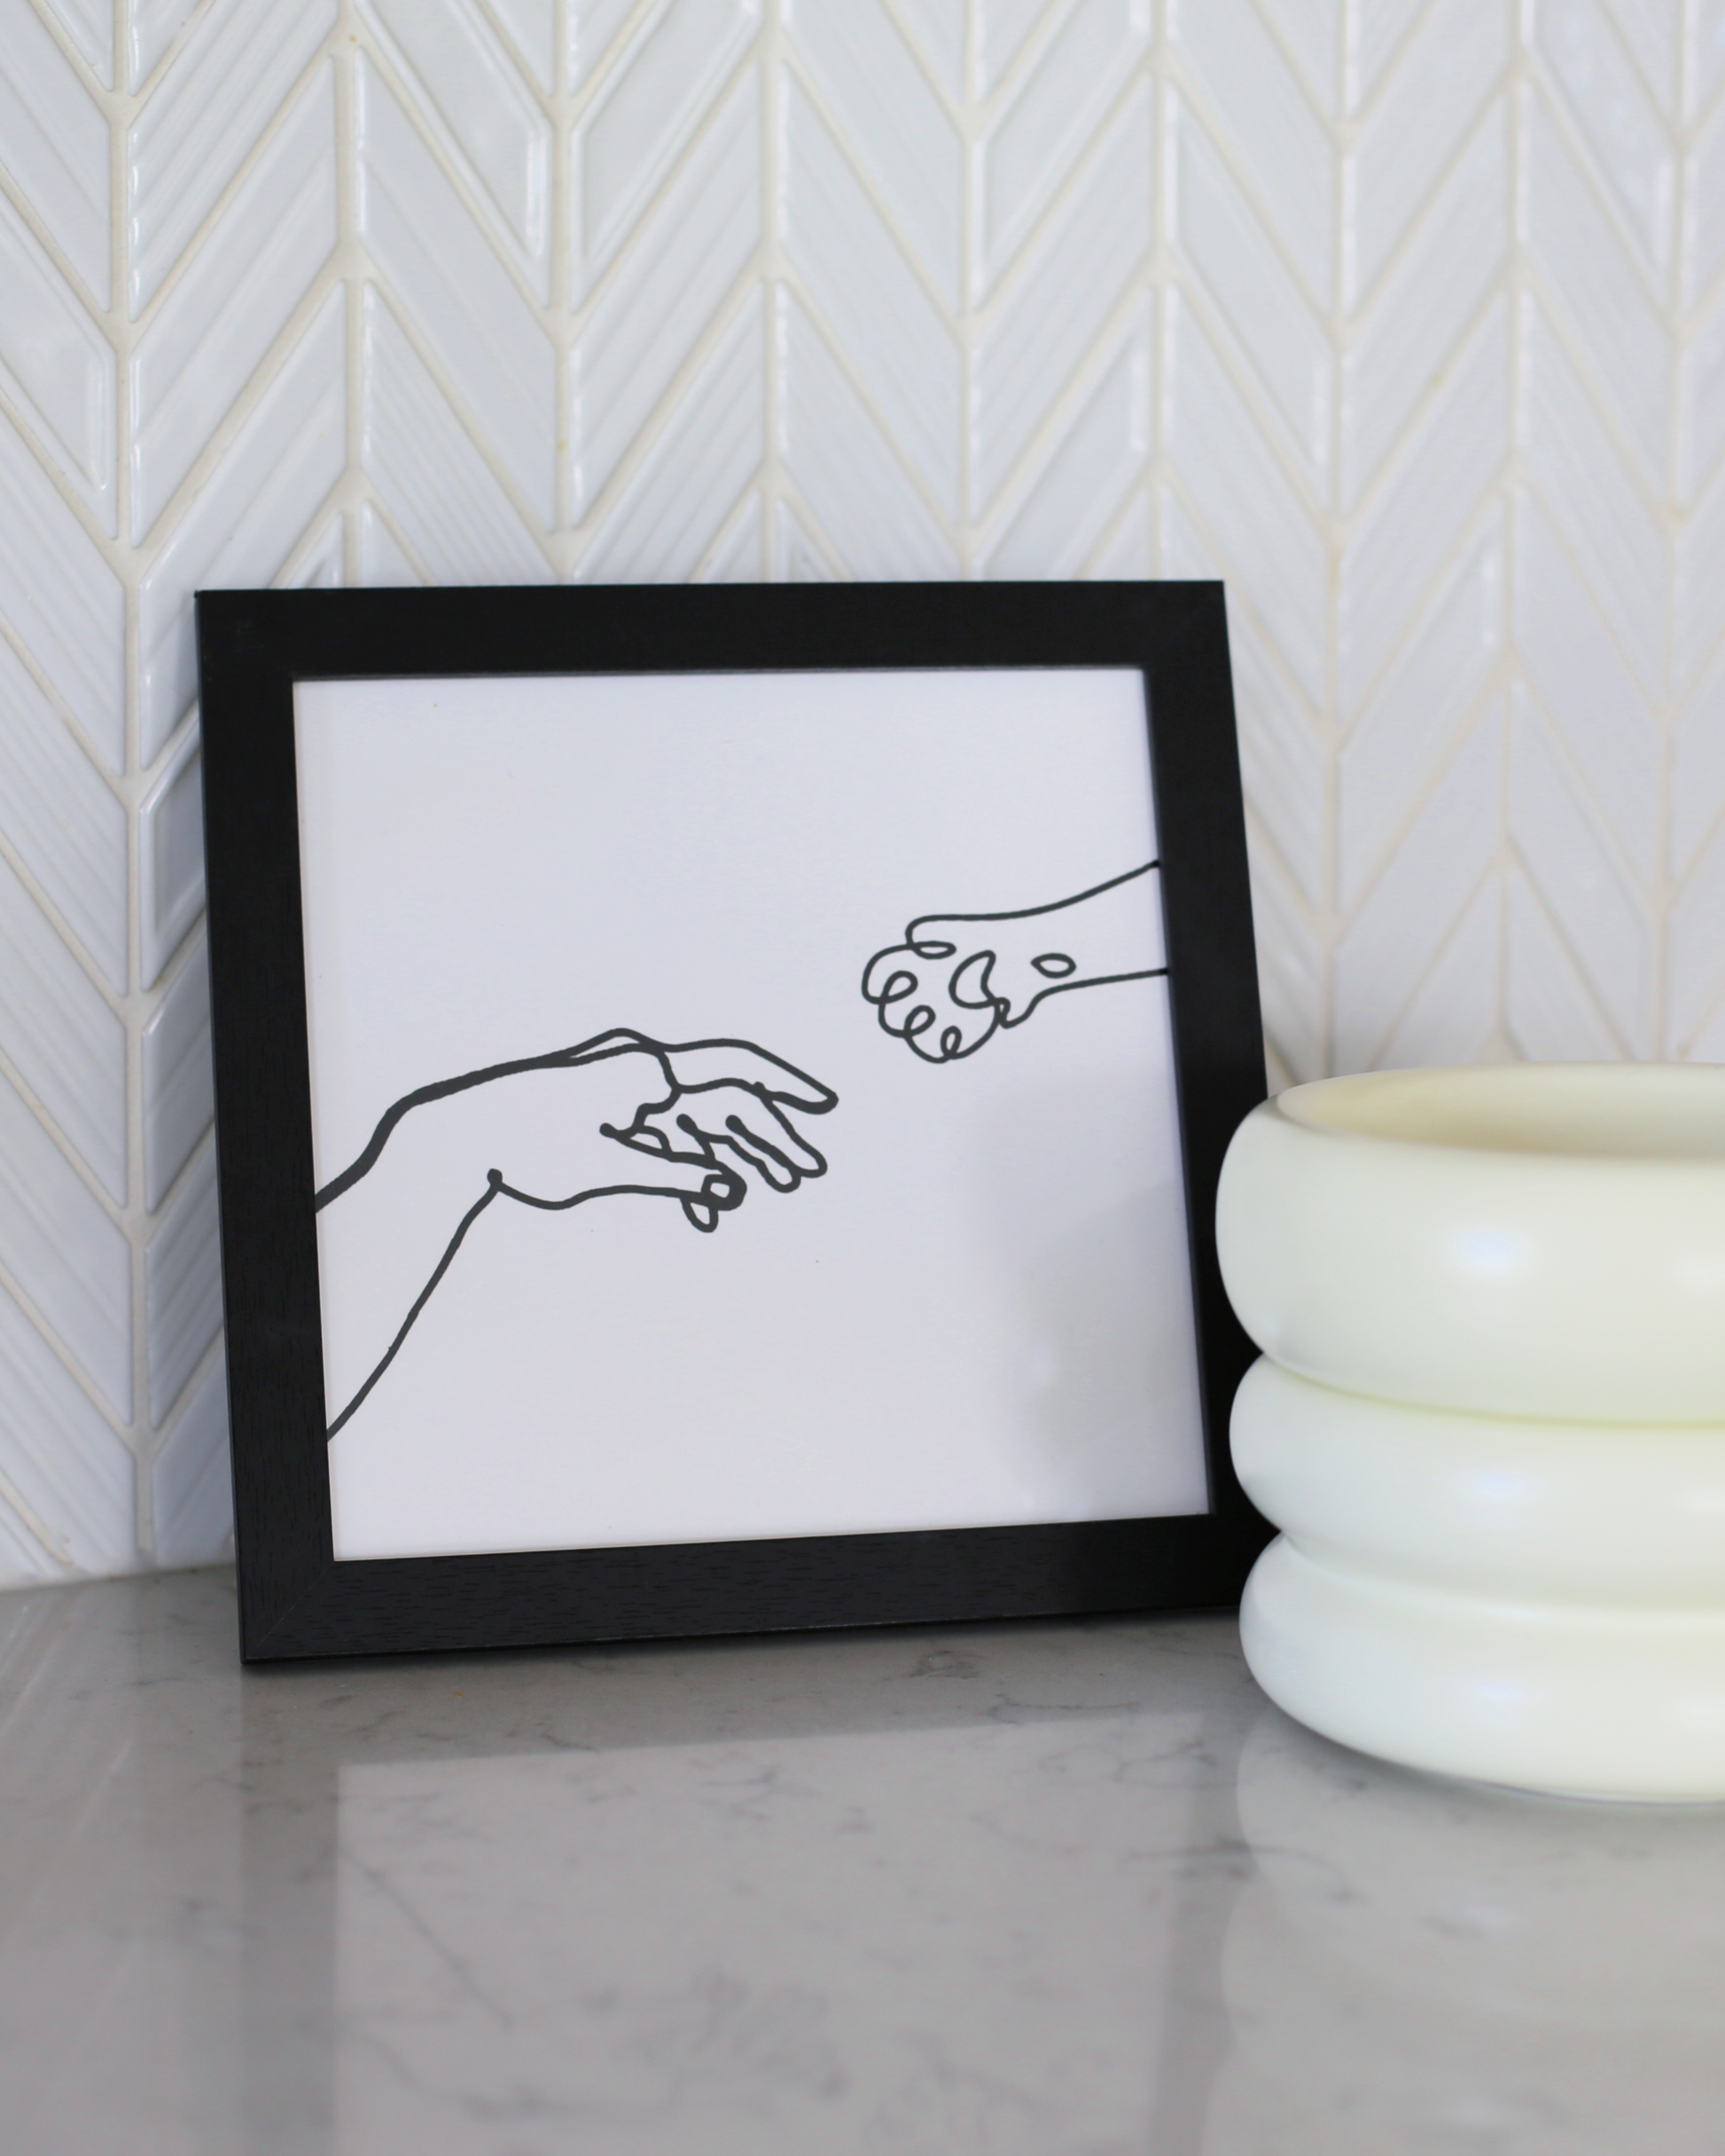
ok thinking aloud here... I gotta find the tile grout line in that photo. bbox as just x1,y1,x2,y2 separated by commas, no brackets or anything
1500,0,1529,1061
1323,0,1350,1074
339,5,364,586
109,0,157,1559
1150,0,1168,582
761,4,782,580
961,0,977,566
1661,0,1695,1053
552,0,573,566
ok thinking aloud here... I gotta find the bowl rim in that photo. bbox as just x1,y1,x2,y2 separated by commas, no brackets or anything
1268,1064,1725,1167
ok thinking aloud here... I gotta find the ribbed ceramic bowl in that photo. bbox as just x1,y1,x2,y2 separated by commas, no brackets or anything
1241,1536,1725,1801
1232,1357,1725,1604
1216,1064,1725,1423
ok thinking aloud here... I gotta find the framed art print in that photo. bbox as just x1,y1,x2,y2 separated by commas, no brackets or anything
196,583,1270,1660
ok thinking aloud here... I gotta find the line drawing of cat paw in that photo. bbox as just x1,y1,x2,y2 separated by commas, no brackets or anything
862,864,1167,1065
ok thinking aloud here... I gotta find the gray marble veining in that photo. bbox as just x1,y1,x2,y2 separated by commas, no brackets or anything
0,1571,1721,2154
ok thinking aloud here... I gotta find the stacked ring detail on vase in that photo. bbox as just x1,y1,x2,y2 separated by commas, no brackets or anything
1216,1063,1725,1802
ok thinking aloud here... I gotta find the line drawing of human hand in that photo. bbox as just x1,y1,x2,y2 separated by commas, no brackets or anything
603,1038,835,1198
316,1029,837,1437
861,863,1167,1064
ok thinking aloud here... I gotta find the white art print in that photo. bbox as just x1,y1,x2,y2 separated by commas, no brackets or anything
294,669,1208,1562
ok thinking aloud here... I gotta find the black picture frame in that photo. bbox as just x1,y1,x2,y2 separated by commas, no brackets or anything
196,582,1269,1661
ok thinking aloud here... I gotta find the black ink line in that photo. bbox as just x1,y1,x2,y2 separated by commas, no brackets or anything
1010,963,1169,1020
325,1175,503,1440
861,862,1168,1065
316,1028,835,1208
902,858,1161,938
318,1032,837,1440
325,1164,751,1440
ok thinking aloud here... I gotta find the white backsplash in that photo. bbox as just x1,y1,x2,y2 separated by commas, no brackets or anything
0,0,1719,1582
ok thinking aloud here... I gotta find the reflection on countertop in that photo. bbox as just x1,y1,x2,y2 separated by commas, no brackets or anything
0,1569,1721,2153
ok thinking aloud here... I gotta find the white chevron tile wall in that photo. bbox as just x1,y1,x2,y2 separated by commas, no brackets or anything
0,0,1721,1583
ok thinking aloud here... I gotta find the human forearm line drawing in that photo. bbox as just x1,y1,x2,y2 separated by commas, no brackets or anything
318,1028,838,1439
862,863,1168,1062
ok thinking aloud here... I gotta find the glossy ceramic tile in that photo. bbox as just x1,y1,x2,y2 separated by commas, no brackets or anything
582,293,764,578
361,285,550,582
40,0,113,86
357,58,555,523
140,937,211,1213
0,1293,135,1577
1340,112,1507,511
146,1355,230,1566
1172,0,1332,305
1245,839,1325,1090
362,0,552,294
1375,873,1502,1072
577,0,760,285
784,73,960,514
1674,648,1725,873
0,0,1723,1582
1510,691,1657,1051
983,318,1151,576
579,70,760,511
137,292,347,760
357,496,421,584
1346,0,1507,309
1680,289,1725,507
1537,0,1674,270
0,631,126,992
489,0,554,91
1515,490,1663,877
1351,0,1420,107
1174,90,1329,490
143,1144,219,1427
1678,465,1725,698
1523,301,1666,692
1261,0,1337,110
137,728,204,988
125,0,336,313
978,0,1149,291
973,89,1151,512
1671,808,1725,1047
0,0,110,304
1700,0,1725,110
0,185,116,531
1222,577,1327,908
0,1068,130,1423
1167,293,1329,702
777,288,957,577
1528,90,1667,485
285,510,346,589
0,408,124,764
1331,705,1504,1072
784,0,963,306
0,852,125,1202
976,0,1050,95
128,0,196,90
701,488,764,577
1508,863,1626,1059
567,0,641,89
129,66,338,541
1338,527,1503,908
1338,308,1510,711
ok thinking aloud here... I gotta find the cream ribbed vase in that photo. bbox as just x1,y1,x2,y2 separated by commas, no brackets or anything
1216,1065,1725,1802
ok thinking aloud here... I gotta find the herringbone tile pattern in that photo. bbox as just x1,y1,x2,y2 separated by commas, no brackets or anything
0,0,1719,1579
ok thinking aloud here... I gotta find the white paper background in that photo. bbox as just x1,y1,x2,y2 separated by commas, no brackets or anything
295,670,1207,1559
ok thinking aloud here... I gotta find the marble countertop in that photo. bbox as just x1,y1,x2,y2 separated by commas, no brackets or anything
2,1570,1722,2153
